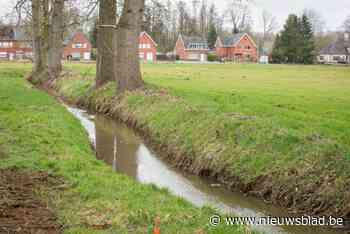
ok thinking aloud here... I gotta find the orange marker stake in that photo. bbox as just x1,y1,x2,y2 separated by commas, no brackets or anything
153,216,161,234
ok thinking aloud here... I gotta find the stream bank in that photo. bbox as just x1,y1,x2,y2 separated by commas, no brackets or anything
0,65,245,234
67,106,347,234
46,71,350,231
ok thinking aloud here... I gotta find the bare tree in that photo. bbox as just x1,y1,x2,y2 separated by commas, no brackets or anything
226,0,252,34
262,10,277,38
96,0,117,87
48,0,65,79
29,0,50,83
115,0,145,93
303,9,326,35
31,0,44,76
343,15,350,32
199,0,207,37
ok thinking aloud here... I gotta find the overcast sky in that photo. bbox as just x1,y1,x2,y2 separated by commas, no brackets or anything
0,0,349,32
209,0,350,32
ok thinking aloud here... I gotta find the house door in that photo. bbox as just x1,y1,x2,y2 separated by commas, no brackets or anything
9,53,14,60
146,52,153,61
200,54,207,62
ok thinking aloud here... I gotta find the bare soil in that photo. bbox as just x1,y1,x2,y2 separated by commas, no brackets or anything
0,169,62,234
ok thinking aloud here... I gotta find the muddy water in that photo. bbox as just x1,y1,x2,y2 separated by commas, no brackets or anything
67,107,345,234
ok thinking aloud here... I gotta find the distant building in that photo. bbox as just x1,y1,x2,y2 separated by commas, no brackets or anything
174,35,209,61
318,32,350,64
139,31,157,62
63,31,92,60
259,48,270,64
0,25,32,60
215,33,258,62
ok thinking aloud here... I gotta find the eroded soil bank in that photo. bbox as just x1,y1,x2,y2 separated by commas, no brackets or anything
0,169,62,234
44,72,350,228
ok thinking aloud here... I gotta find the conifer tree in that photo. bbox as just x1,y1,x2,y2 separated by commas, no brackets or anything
207,24,218,49
300,14,315,64
271,14,315,64
271,34,284,63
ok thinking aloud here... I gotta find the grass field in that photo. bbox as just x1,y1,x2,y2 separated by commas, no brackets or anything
0,63,245,234
60,62,350,217
2,61,350,218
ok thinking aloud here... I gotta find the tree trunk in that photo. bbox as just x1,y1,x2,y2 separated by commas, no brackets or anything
96,0,117,87
48,0,65,80
116,0,145,93
30,0,49,84
32,0,43,75
41,0,49,71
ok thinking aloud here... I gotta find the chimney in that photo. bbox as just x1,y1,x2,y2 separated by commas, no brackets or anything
345,32,349,42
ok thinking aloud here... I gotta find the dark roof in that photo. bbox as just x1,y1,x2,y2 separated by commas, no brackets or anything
220,33,245,47
0,26,15,40
320,39,350,55
180,35,209,50
63,32,75,45
0,25,30,41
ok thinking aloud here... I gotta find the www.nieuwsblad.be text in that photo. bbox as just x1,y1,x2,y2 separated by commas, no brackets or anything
209,215,346,227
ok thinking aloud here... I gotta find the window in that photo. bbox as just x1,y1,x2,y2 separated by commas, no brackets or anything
0,42,12,48
139,52,144,59
0,52,7,58
146,44,151,49
188,43,207,50
73,43,83,48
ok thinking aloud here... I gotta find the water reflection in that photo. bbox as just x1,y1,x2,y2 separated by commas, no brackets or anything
95,115,139,178
67,107,345,234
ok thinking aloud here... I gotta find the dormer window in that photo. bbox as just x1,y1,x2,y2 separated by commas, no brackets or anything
188,43,207,49
73,43,84,48
0,42,13,48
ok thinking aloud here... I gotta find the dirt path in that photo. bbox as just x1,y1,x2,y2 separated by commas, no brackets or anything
0,169,62,234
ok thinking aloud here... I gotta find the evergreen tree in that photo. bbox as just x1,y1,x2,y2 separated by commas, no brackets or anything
207,24,217,49
300,14,315,64
271,34,284,63
280,14,300,63
271,14,315,64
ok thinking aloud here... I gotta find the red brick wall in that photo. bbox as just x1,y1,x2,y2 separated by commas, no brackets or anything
0,40,32,59
216,34,258,62
63,32,92,59
175,36,187,60
139,33,157,61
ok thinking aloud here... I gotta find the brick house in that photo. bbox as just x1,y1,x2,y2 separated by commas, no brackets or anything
139,31,157,62
0,26,32,60
174,35,209,61
63,31,92,60
215,33,258,62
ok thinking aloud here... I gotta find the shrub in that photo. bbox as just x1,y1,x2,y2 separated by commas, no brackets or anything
207,54,218,62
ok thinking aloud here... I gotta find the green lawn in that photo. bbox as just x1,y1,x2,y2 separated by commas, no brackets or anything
2,61,350,218
0,63,245,234
61,62,350,217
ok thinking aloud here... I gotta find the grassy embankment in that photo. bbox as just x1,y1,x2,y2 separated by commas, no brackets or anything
58,62,350,218
0,63,245,234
